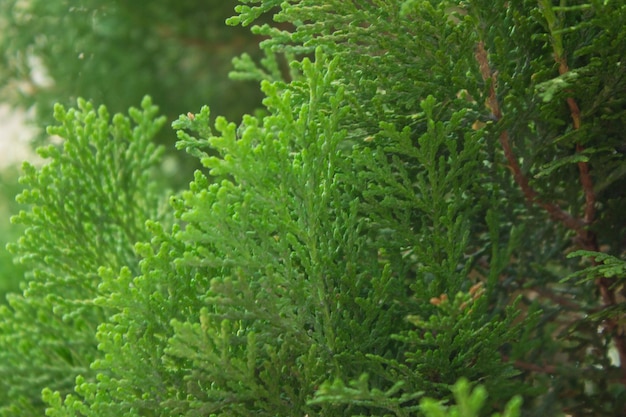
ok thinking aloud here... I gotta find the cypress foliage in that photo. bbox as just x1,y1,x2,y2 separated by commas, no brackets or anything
0,97,167,416
0,167,26,299
37,50,525,417
1,1,625,416
0,0,265,300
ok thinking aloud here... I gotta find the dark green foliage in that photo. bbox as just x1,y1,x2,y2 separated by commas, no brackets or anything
1,1,626,416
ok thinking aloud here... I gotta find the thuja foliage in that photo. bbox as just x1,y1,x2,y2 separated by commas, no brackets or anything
0,167,27,299
1,1,626,416
0,0,266,298
419,379,522,417
0,97,168,415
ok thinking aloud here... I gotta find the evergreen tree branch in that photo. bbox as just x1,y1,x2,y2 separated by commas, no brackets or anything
474,41,585,235
477,36,626,385
541,2,626,379
558,70,626,382
540,0,596,230
506,357,558,375
552,32,596,247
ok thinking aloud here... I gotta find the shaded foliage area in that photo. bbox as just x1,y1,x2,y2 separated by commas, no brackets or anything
0,0,266,125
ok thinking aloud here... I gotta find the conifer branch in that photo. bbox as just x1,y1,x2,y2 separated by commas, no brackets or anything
474,41,585,234
554,46,596,246
477,38,626,383
541,0,596,230
508,357,558,375
3,2,625,415
549,30,626,379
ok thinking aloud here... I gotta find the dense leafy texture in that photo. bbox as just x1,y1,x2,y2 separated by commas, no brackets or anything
0,167,26,300
0,97,167,416
0,0,267,300
1,1,626,416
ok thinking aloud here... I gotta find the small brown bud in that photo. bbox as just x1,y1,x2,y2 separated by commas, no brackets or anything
469,282,485,300
430,297,441,306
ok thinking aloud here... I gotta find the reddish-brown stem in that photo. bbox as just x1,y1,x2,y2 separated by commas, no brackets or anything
555,54,626,378
474,42,586,234
577,142,596,226
557,58,597,244
555,56,596,229
476,40,626,382
509,357,558,375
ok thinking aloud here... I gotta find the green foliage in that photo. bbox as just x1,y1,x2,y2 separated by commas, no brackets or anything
419,378,522,417
0,0,267,298
0,167,27,301
1,1,626,417
565,251,626,284
0,97,167,416
32,50,525,417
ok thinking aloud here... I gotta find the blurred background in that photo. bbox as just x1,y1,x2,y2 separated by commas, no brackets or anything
0,0,269,302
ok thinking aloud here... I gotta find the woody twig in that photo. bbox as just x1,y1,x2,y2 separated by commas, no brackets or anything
474,39,626,381
474,42,585,234
552,42,626,378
